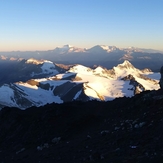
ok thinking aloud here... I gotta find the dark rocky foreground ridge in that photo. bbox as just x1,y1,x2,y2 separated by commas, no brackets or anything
0,89,163,163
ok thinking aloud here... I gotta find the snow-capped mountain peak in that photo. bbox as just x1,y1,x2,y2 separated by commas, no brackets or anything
41,60,56,72
26,58,54,66
26,58,55,71
54,45,85,53
26,58,45,65
0,59,160,109
116,60,135,70
87,45,120,54
69,64,92,74
100,45,118,52
112,60,143,79
94,66,105,73
25,58,59,77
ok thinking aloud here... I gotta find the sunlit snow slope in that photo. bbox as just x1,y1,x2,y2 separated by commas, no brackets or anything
68,60,159,101
0,60,160,109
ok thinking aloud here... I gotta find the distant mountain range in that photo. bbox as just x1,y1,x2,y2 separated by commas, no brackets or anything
0,45,163,71
0,59,160,109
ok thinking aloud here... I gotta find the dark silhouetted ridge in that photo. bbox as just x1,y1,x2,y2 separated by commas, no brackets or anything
0,89,163,162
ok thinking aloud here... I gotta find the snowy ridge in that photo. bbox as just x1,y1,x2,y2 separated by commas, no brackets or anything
41,60,56,73
26,58,45,65
0,60,160,109
50,45,163,54
26,58,59,77
68,61,159,101
113,60,142,79
99,45,119,52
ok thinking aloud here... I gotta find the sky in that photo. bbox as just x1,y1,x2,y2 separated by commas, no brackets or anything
0,0,163,51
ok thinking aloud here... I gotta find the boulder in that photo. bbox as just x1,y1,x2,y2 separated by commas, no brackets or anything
159,66,163,89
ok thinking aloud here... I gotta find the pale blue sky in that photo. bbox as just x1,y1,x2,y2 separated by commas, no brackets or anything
0,0,162,51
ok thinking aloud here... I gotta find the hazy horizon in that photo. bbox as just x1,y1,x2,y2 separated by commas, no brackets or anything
0,44,163,53
0,0,163,51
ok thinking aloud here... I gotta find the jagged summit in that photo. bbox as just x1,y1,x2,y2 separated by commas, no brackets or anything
94,66,105,73
117,60,135,69
112,60,139,79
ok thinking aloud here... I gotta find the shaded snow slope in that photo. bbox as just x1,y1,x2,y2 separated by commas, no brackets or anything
0,76,87,109
26,58,59,77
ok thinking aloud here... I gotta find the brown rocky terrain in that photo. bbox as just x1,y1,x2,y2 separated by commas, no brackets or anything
0,88,163,163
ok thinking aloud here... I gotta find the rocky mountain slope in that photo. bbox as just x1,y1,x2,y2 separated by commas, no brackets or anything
0,88,163,163
0,60,160,109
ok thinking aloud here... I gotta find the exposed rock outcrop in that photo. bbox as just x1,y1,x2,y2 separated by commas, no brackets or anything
1,89,163,163
159,66,163,89
121,74,145,95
